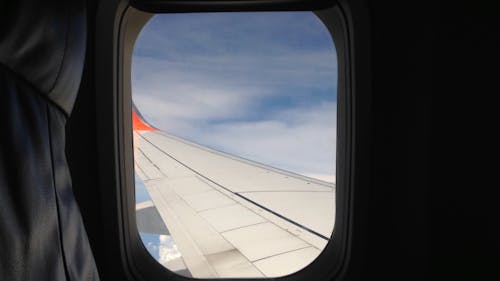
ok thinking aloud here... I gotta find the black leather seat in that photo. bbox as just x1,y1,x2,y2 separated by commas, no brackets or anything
0,0,100,280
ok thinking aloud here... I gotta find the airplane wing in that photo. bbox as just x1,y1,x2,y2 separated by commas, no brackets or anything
133,110,335,278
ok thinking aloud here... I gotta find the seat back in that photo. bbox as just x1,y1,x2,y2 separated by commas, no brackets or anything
0,1,100,280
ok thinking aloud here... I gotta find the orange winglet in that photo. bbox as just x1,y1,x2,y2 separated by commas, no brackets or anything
132,109,156,131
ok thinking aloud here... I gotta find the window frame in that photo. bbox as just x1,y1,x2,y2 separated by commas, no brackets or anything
94,1,357,281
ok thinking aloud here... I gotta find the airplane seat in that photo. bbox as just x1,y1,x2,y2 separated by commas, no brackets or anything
0,0,100,280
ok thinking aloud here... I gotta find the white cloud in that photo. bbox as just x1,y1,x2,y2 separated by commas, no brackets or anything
136,93,337,181
188,101,337,180
158,235,182,263
132,51,336,96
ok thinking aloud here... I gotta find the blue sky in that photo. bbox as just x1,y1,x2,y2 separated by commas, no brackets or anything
132,12,337,182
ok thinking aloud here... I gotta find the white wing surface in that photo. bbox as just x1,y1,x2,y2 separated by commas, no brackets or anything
133,114,335,278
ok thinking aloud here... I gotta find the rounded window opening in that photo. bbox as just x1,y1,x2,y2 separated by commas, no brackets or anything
131,12,337,278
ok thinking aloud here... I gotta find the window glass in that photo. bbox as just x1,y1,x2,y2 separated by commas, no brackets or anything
132,12,337,278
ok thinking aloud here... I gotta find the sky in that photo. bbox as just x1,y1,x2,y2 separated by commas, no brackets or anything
132,12,337,183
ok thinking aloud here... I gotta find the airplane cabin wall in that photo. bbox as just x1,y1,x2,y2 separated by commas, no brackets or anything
66,0,499,280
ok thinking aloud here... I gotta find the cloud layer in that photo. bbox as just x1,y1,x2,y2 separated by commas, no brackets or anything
132,12,337,182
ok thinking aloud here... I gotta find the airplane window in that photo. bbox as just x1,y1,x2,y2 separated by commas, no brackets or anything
131,12,337,278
